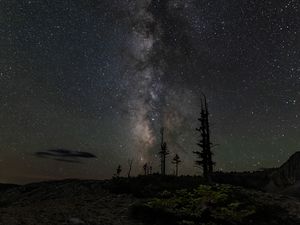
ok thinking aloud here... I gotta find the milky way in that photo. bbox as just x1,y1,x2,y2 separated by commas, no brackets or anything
124,0,205,167
0,0,299,183
126,0,160,164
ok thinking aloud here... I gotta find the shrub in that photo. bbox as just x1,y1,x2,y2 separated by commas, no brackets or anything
133,184,257,225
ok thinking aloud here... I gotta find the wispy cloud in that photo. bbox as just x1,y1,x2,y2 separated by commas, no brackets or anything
35,149,97,163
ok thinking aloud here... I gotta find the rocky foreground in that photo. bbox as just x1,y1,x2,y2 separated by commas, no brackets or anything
0,180,143,225
0,179,300,225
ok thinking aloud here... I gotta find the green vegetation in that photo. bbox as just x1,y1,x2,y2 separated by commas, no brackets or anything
131,184,276,225
105,176,296,225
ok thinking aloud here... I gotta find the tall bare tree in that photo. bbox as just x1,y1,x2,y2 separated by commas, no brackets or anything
193,94,215,181
143,163,148,175
172,154,182,176
127,159,133,178
159,127,169,175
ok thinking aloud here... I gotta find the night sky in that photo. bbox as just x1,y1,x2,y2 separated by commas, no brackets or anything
0,0,299,184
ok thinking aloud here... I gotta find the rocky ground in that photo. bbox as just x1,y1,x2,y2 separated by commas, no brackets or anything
0,180,143,225
0,179,300,225
235,188,300,224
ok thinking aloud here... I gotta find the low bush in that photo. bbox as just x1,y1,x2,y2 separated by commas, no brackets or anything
132,184,267,225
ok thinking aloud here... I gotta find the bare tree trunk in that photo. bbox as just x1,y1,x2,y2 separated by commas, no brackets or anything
194,94,215,182
127,159,133,178
160,128,169,175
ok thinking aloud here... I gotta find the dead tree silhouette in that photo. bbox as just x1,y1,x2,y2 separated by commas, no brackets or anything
127,159,133,178
194,94,215,181
172,154,182,176
159,127,169,175
114,165,122,178
143,163,148,175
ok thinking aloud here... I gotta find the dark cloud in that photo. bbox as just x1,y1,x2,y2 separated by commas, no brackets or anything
35,149,97,163
54,158,82,164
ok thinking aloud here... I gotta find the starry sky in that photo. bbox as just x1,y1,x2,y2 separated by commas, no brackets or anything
0,0,299,184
